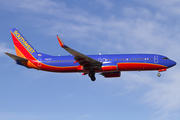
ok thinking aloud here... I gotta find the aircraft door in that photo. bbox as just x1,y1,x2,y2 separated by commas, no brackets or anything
38,57,42,68
154,56,158,63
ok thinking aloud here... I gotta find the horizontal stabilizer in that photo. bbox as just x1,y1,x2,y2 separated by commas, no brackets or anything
5,52,28,61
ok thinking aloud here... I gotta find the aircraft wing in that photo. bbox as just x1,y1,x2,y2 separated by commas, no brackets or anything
57,36,102,69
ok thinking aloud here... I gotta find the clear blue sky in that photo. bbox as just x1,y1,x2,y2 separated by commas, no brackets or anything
0,0,180,120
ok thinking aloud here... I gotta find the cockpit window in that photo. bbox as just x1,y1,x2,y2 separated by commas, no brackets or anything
163,57,169,60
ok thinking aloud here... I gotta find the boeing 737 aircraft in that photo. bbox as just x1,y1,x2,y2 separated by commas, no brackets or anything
5,28,176,81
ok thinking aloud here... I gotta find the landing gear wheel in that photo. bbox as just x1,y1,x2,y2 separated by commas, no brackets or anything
157,73,161,77
91,76,96,81
88,71,96,81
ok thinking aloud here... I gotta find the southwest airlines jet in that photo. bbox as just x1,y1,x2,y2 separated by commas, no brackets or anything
5,28,176,81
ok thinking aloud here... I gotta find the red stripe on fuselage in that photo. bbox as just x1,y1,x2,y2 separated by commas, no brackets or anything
38,62,167,73
33,62,168,73
101,66,117,71
117,63,167,71
39,65,79,72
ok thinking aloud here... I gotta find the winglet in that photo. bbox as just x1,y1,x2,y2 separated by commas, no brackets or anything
56,35,67,48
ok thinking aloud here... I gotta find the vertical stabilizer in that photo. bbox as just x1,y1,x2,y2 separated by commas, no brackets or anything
10,28,38,59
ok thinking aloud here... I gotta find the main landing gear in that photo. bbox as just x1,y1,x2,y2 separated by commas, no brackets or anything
88,70,96,81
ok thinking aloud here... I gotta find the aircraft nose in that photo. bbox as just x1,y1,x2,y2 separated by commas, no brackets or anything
169,60,176,67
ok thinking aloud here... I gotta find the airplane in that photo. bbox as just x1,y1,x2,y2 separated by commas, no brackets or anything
5,28,176,81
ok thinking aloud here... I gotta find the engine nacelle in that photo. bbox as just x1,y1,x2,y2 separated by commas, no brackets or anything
101,72,121,78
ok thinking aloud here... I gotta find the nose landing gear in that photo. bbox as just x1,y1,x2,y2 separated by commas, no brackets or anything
157,72,161,77
157,69,166,77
